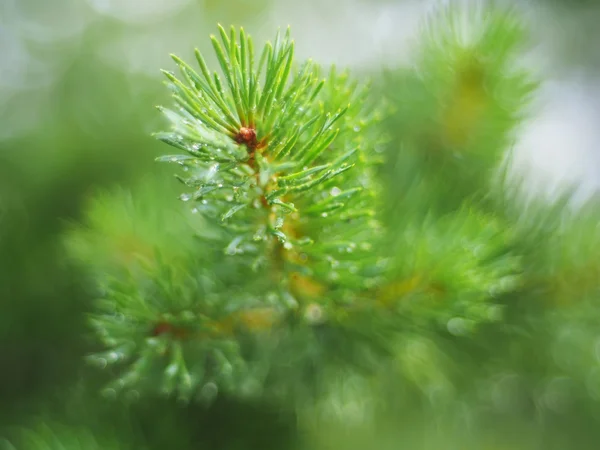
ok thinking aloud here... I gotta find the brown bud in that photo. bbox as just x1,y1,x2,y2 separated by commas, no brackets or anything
235,127,258,148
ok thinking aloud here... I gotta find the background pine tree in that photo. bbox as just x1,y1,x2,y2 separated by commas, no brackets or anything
2,1,600,450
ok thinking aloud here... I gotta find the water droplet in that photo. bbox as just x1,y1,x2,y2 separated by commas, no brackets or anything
447,317,469,336
191,207,199,214
266,292,279,304
102,387,117,399
217,183,224,188
326,256,339,268
181,373,193,390
353,126,361,132
201,199,208,205
321,212,328,218
180,193,191,202
94,357,108,369
182,166,189,172
207,164,219,179
166,364,178,377
330,187,341,196
221,363,233,376
225,236,244,255
170,156,178,162
201,382,219,400
225,195,233,202
283,242,293,250
304,303,325,324
125,389,140,402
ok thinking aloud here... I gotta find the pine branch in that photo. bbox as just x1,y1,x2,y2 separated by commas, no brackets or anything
383,1,539,216
69,26,391,403
155,25,388,312
71,6,540,406
155,26,379,244
377,205,521,335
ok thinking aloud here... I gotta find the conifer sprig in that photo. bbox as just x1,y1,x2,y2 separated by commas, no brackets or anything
154,26,387,343
155,25,370,248
154,25,388,329
155,25,348,172
74,3,536,407
74,26,389,402
382,2,538,218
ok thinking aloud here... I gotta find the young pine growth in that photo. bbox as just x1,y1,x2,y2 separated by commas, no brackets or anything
156,26,383,251
157,27,388,308
75,4,531,407
77,26,390,404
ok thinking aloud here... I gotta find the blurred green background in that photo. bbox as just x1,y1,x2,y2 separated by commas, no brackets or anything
2,0,600,449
